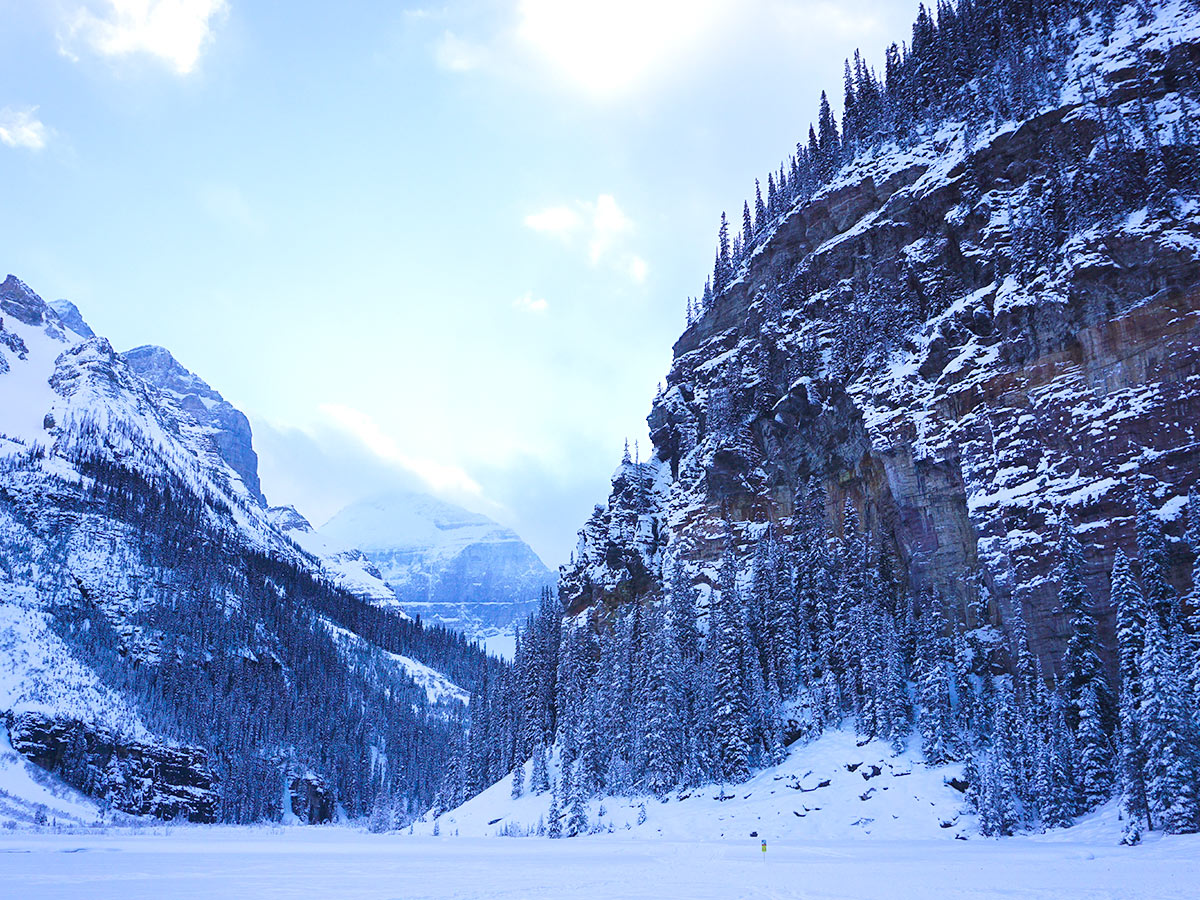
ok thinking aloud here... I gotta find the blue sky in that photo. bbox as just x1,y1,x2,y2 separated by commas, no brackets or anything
0,0,917,566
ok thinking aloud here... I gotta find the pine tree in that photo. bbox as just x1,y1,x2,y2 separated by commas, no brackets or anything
1139,614,1200,834
1135,486,1177,628
1054,520,1115,813
712,552,751,782
1112,549,1151,831
510,760,524,800
531,743,550,794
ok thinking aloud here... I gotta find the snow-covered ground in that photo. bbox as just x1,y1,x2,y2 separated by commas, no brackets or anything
0,826,1195,900
423,730,977,841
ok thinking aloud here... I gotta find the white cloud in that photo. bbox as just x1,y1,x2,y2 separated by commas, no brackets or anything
434,30,488,72
523,205,582,237
320,403,484,497
0,107,49,151
60,0,228,75
515,0,730,99
513,292,548,314
525,194,645,283
587,193,633,264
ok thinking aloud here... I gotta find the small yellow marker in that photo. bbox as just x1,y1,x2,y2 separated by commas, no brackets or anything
761,839,767,855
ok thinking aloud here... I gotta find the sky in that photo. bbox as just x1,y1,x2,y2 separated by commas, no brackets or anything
0,0,918,567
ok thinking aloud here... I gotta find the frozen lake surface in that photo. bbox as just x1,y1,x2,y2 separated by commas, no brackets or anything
0,827,1197,900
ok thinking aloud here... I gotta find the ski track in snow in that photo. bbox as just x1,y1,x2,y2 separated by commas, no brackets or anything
0,827,1195,900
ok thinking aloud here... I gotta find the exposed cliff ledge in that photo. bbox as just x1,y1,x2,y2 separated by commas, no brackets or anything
560,8,1200,675
5,711,219,823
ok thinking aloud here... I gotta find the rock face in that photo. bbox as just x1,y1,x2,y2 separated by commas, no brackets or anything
322,492,554,647
122,344,268,506
48,299,95,339
5,712,218,823
560,5,1200,676
287,772,335,824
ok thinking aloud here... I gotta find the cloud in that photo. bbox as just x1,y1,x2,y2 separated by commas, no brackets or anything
514,0,730,99
320,403,485,497
0,107,49,151
60,0,228,75
587,193,633,264
434,30,488,72
525,193,646,283
523,205,582,238
513,292,548,314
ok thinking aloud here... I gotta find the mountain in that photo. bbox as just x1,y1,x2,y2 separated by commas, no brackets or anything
122,343,267,507
0,276,492,825
266,504,404,612
445,0,1200,841
321,491,555,653
47,299,94,339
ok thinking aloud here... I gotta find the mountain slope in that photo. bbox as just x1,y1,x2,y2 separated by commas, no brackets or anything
0,275,490,824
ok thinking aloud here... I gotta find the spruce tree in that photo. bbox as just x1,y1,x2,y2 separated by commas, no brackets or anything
565,761,588,837
1135,486,1176,628
1112,550,1151,831
510,760,524,799
1055,520,1116,751
1139,614,1200,834
531,743,550,794
917,607,956,764
712,553,751,782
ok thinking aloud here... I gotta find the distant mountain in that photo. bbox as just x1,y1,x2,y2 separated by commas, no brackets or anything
266,504,404,612
321,491,554,652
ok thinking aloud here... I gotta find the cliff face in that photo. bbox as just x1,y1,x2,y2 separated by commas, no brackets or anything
122,344,267,507
6,712,218,823
561,5,1200,673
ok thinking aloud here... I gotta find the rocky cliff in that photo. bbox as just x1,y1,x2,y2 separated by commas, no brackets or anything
122,343,267,507
5,712,218,823
560,2,1200,676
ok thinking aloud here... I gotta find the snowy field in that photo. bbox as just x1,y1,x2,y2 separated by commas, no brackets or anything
0,827,1197,900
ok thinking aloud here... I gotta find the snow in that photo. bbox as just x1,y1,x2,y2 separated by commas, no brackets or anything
423,729,977,842
0,729,104,829
320,490,518,559
389,654,470,707
0,312,73,449
0,592,146,739
269,506,405,611
479,627,516,661
322,619,468,707
0,825,1195,899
